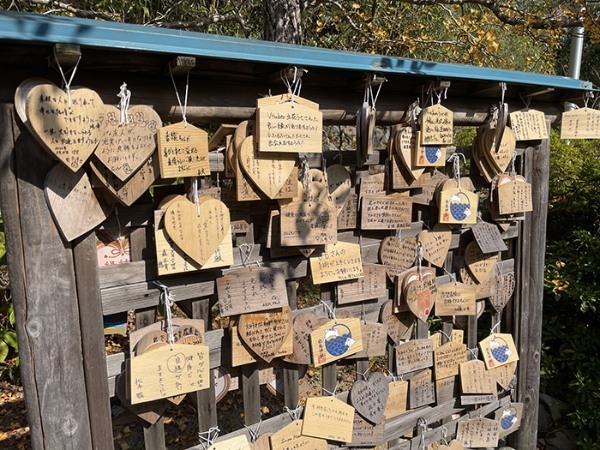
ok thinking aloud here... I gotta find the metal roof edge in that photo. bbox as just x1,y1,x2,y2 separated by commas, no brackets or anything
0,11,594,91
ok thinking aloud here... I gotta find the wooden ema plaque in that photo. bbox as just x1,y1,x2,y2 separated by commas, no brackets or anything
360,194,413,230
269,420,327,450
435,282,477,316
395,339,433,374
471,221,508,254
418,223,452,267
157,122,209,178
495,402,524,437
358,173,385,203
482,127,516,174
337,263,387,305
497,179,533,214
230,324,292,367
26,83,106,171
489,271,516,313
420,103,453,145
384,380,408,418
380,301,414,344
460,359,496,395
216,266,288,316
309,241,363,284
279,200,337,247
439,188,478,225
163,196,231,267
479,333,519,369
129,318,205,355
326,164,352,212
465,241,498,284
310,317,363,367
337,192,358,230
237,164,299,202
489,360,517,390
350,372,389,425
456,418,499,448
284,311,326,365
395,126,424,180
238,135,296,199
302,396,355,443
509,109,548,141
409,368,435,408
379,236,417,280
414,138,447,168
237,307,293,363
560,107,600,139
403,269,437,322
45,164,114,242
257,100,322,153
436,375,459,404
349,321,388,359
130,343,210,404
351,413,385,446
90,154,159,206
433,341,467,380
155,225,233,275
429,330,464,349
209,435,251,450
96,105,162,181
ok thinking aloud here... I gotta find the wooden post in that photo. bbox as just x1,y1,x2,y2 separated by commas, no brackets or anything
283,280,299,408
0,107,93,449
511,127,550,449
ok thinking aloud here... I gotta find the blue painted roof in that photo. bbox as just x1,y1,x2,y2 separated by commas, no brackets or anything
0,11,593,91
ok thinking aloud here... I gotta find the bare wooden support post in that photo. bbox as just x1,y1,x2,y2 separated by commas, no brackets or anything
320,285,337,395
467,315,478,360
356,359,370,379
416,319,428,339
193,297,218,432
242,363,262,425
72,232,115,450
0,109,93,449
283,280,299,408
511,126,550,449
142,421,166,450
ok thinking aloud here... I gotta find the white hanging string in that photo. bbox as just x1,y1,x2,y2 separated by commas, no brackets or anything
418,418,428,450
468,347,479,359
320,299,336,320
198,426,220,450
300,155,311,196
54,53,82,106
238,243,254,267
416,242,423,280
322,384,339,396
490,321,501,335
441,425,449,445
117,82,131,124
284,403,302,421
153,281,175,346
169,67,190,125
244,420,262,443
446,152,466,190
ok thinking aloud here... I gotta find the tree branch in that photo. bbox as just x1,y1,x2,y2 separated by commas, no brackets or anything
28,0,114,20
151,14,252,37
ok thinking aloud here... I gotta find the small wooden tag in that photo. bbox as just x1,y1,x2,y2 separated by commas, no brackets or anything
489,272,515,312
395,126,425,180
302,396,355,442
164,196,230,266
239,135,296,199
439,188,478,225
384,380,408,418
337,263,387,305
337,192,358,230
479,333,519,369
465,241,498,284
130,343,210,404
157,122,210,178
404,271,437,322
460,359,496,394
359,173,385,203
414,141,447,167
380,300,414,344
495,402,524,436
230,324,292,367
26,83,106,171
130,318,205,355
420,104,453,145
350,372,389,425
236,160,298,201
471,221,508,254
409,369,435,408
270,420,327,450
96,105,162,181
280,200,337,246
510,109,548,141
351,413,386,446
436,375,458,404
489,360,517,390
418,223,452,267
283,311,325,365
435,282,477,316
483,127,516,174
434,341,467,380
350,321,388,359
497,179,533,214
379,236,417,280
216,266,288,316
115,372,167,425
310,241,363,284
395,339,433,374
238,307,293,363
45,164,114,242
257,101,322,153
361,194,413,230
209,435,251,450
560,107,600,139
456,418,499,448
327,164,352,212
310,317,363,367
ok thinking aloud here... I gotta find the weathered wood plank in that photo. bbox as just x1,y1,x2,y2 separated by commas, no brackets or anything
72,232,114,450
242,363,261,425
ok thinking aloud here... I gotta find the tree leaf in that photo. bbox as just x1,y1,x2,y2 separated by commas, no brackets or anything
3,331,17,350
0,341,8,362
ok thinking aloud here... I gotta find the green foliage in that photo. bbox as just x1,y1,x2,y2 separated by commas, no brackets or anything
542,131,600,446
0,214,19,382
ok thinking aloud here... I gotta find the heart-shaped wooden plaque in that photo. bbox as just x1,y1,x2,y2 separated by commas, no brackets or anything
465,241,498,284
379,236,417,280
284,311,326,365
404,270,437,322
350,372,390,425
238,307,293,363
380,300,414,344
239,136,296,199
395,126,425,181
326,164,352,212
418,223,452,267
164,196,230,266
489,271,515,312
45,164,114,242
26,83,106,171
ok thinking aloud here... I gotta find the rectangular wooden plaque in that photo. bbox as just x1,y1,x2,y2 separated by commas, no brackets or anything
360,194,412,230
337,263,387,304
309,241,363,284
